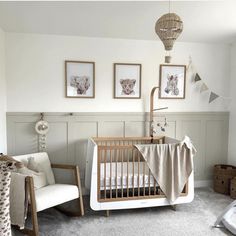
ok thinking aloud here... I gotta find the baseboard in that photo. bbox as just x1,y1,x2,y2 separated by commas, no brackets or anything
195,180,213,188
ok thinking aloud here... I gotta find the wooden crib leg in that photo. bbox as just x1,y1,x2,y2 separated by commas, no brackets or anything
106,210,110,217
171,205,177,211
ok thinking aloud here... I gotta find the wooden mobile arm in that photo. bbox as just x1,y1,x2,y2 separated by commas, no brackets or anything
150,87,168,140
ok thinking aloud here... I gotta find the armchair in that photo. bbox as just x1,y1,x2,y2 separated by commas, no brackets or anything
12,152,84,236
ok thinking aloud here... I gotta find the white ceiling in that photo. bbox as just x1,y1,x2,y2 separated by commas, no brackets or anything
0,1,235,43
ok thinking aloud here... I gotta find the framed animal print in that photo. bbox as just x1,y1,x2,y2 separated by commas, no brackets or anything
65,60,95,98
159,64,186,99
114,63,141,99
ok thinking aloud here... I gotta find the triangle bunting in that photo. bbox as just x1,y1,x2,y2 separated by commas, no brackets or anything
194,73,202,82
200,83,209,93
209,92,219,103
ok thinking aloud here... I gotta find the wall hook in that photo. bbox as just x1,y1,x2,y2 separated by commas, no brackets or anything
40,113,44,120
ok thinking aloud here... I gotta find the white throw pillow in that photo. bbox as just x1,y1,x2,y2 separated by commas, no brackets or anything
27,157,40,172
27,155,55,185
18,167,47,189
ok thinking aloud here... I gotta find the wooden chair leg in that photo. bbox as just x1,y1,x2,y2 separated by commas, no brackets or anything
78,196,84,216
18,177,39,236
22,177,39,236
19,228,36,236
75,166,84,216
171,205,177,211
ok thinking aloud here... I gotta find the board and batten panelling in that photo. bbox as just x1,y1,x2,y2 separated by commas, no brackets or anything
7,112,229,189
181,120,202,179
205,120,228,178
98,121,125,137
125,121,146,137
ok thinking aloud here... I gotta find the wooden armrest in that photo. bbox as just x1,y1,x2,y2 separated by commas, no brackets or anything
25,175,34,181
51,163,77,170
51,163,83,208
51,163,84,216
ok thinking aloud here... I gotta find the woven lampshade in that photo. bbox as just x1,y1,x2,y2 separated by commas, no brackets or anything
155,13,183,51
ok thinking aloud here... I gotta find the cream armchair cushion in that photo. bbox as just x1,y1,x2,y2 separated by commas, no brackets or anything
35,184,79,212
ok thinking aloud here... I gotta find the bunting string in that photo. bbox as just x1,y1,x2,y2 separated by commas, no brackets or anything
187,56,231,104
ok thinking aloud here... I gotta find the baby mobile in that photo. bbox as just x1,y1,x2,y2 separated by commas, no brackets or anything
35,113,50,152
187,57,231,104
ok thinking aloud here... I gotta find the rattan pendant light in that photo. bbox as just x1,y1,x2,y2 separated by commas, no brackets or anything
155,0,183,63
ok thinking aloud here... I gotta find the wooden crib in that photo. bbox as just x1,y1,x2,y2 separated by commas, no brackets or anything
86,136,194,212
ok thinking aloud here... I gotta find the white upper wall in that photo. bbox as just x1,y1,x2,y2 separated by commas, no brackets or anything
6,32,230,112
0,28,6,153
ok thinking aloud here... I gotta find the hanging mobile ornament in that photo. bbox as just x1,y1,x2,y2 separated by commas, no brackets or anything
164,117,168,127
35,113,50,152
161,126,165,132
155,0,183,63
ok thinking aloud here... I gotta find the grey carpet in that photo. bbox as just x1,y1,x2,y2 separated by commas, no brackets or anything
12,188,234,236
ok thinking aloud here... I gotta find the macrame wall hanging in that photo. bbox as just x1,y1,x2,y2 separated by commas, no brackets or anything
155,0,183,63
35,113,50,152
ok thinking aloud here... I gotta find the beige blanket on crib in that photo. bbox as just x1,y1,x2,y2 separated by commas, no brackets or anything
135,136,196,204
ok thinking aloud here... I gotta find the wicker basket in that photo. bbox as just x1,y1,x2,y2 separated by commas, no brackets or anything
230,177,236,199
213,164,236,195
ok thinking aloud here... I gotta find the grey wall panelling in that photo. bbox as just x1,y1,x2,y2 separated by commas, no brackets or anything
7,112,229,190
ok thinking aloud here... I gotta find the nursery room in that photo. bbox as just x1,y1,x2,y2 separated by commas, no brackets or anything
0,0,236,235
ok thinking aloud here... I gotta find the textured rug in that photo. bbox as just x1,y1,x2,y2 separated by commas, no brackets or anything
12,188,234,236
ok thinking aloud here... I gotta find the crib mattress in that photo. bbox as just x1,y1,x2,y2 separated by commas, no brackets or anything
100,162,157,189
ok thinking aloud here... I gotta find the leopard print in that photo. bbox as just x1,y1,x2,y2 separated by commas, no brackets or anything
0,157,18,236
120,79,136,95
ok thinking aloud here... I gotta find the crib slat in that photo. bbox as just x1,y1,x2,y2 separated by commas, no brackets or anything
148,169,151,196
115,149,118,198
104,149,107,199
98,148,101,201
154,178,157,195
138,151,140,197
121,148,123,198
132,149,134,197
143,159,145,196
127,149,129,197
110,148,112,199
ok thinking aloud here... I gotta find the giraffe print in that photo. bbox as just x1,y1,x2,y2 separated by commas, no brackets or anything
0,156,19,236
